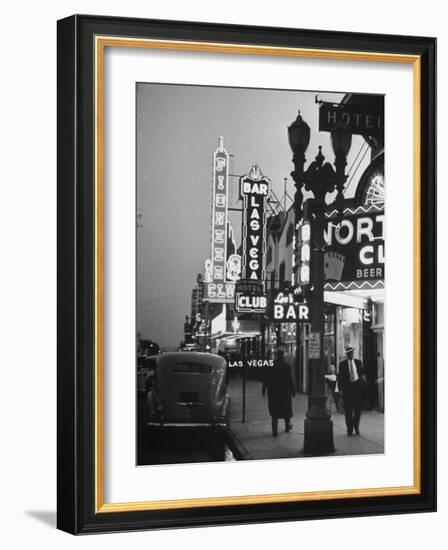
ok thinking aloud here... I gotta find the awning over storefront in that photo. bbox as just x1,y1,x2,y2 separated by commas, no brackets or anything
324,291,369,310
324,288,384,310
213,332,261,351
211,331,261,340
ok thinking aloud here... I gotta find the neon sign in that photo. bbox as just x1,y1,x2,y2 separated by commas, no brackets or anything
211,137,229,283
204,137,241,303
324,207,385,282
235,165,270,313
267,290,310,323
240,164,270,283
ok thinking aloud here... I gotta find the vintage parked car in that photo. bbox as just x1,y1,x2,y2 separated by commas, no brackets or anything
146,352,230,429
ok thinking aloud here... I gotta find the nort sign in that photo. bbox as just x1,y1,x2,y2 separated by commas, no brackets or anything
324,207,384,282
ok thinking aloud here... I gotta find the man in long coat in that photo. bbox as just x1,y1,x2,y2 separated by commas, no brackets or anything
338,346,365,436
262,348,295,437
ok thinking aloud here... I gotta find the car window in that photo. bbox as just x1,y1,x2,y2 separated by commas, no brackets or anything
172,363,213,374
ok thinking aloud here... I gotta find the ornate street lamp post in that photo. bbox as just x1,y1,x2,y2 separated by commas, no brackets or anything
288,111,352,454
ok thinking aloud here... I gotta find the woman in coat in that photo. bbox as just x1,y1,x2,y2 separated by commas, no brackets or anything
262,348,295,437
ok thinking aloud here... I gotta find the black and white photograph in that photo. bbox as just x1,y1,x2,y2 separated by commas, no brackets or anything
136,83,385,466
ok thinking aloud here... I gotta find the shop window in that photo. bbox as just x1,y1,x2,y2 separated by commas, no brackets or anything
337,307,364,365
372,302,384,327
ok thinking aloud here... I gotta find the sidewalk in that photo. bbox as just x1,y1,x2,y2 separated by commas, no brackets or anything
227,376,384,460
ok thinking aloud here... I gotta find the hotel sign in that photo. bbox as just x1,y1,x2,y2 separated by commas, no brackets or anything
319,102,384,138
235,280,264,294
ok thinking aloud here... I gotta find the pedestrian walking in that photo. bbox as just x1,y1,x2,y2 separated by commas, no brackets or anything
262,348,295,437
338,346,366,436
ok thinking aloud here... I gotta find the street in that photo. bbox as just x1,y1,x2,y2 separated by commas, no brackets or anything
136,374,384,464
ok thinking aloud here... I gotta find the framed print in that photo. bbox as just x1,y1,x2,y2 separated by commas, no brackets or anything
57,15,436,534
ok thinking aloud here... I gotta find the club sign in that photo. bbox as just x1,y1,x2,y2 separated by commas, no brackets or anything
235,280,266,312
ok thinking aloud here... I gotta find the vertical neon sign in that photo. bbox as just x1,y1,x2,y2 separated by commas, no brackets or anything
211,137,229,284
240,164,270,283
204,137,236,302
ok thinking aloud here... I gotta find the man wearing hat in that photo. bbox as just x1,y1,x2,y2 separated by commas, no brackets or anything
338,346,365,436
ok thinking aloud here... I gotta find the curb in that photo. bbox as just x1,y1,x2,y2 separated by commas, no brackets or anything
225,428,253,460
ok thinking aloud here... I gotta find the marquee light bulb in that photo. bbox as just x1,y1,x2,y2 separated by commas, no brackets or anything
300,265,310,284
301,223,311,241
301,244,310,262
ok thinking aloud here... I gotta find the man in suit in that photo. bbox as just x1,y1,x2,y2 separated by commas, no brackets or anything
262,348,295,437
338,346,365,436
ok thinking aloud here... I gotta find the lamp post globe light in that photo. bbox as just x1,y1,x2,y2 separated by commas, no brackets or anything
288,110,352,455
